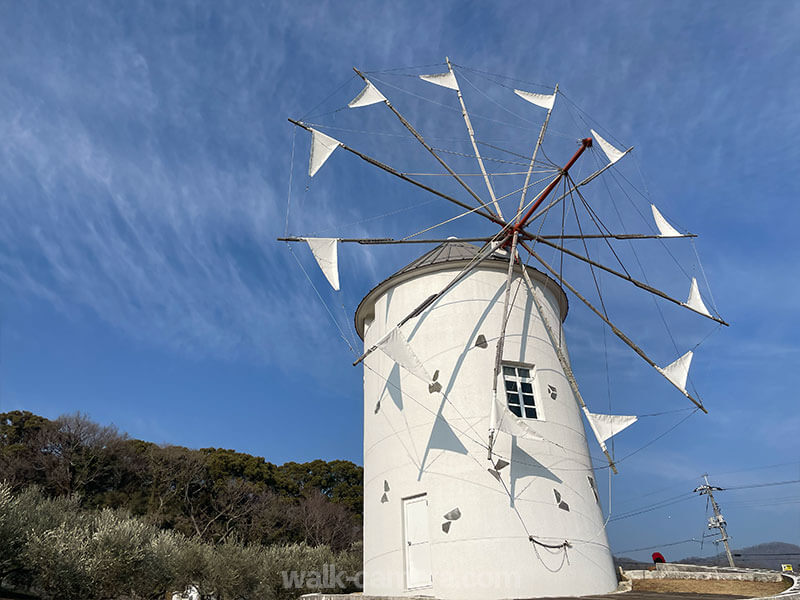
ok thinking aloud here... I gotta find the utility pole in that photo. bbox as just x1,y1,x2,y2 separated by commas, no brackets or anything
694,474,735,567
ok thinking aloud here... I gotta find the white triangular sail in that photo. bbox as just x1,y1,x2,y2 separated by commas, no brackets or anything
658,350,693,393
651,204,682,237
419,71,459,91
582,408,637,445
514,89,556,110
348,79,386,108
494,395,544,442
308,128,341,177
590,129,626,164
375,327,430,382
304,238,340,290
684,277,712,317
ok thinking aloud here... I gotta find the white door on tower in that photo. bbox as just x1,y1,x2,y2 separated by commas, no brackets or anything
403,495,432,589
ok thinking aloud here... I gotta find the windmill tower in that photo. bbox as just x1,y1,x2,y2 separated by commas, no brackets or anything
282,59,727,600
355,240,617,599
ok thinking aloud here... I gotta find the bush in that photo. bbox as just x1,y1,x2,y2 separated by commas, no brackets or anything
2,483,364,600
24,507,192,600
25,522,96,600
201,541,268,600
0,482,83,588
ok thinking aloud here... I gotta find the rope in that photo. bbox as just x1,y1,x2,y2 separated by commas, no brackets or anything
284,127,297,237
477,139,560,166
301,74,357,120
305,198,438,238
287,244,357,355
451,62,552,93
614,408,700,465
397,171,555,242
362,62,447,75
457,68,544,129
432,145,541,167
367,73,541,132
691,237,721,316
586,161,708,397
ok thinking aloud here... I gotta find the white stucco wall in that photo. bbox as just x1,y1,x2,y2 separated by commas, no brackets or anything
358,260,617,600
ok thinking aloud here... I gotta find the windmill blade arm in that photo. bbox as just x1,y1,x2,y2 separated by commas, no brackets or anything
288,119,504,228
445,58,503,219
517,84,557,216
278,237,495,245
519,240,708,414
537,233,697,240
488,231,520,458
514,138,592,229
352,68,498,219
353,238,507,367
515,253,619,474
524,154,633,225
531,237,729,326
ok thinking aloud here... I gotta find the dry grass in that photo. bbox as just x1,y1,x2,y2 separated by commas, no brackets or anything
632,578,790,596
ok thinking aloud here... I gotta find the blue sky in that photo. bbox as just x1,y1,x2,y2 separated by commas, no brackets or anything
0,1,798,560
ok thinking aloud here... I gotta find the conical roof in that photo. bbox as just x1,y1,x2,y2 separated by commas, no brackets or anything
392,239,507,276
355,239,568,339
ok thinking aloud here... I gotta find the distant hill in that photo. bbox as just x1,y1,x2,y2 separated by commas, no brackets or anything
616,541,800,571
680,541,800,571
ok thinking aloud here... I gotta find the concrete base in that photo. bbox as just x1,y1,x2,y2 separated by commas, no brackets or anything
300,568,799,600
622,563,784,583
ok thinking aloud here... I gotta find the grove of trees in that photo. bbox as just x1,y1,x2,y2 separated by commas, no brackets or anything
0,410,364,599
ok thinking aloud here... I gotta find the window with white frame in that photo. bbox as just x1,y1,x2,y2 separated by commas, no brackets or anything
502,363,539,419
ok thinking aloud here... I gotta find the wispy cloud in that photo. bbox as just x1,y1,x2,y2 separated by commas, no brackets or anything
0,3,360,366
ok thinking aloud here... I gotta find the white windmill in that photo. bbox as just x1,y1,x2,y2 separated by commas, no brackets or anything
281,58,726,599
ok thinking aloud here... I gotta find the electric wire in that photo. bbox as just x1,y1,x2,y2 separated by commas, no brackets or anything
616,538,700,554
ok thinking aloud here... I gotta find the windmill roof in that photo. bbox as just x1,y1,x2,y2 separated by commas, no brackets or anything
354,239,569,339
392,239,508,274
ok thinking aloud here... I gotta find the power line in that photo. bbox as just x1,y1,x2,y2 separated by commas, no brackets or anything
609,493,697,522
723,479,800,491
614,467,800,511
616,538,699,554
709,461,800,478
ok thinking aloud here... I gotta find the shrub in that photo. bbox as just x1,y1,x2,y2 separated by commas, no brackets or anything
201,540,268,600
25,507,193,600
0,482,83,587
25,522,96,600
3,483,364,600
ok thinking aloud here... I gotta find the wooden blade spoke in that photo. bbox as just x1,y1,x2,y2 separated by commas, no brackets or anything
520,240,708,414
353,236,509,367
531,236,729,326
288,118,505,228
277,237,495,245
353,68,499,219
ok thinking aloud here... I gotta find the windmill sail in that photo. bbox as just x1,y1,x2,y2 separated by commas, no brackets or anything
582,408,637,444
348,79,386,108
590,129,626,164
304,237,340,290
308,128,341,177
658,351,693,393
514,89,556,110
651,204,682,237
684,277,712,317
419,71,459,91
495,395,544,442
375,327,431,382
